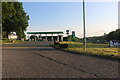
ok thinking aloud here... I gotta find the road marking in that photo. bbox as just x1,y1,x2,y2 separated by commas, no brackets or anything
33,51,102,78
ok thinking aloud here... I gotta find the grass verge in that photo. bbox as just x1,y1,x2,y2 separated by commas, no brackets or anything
51,41,120,60
1,39,23,44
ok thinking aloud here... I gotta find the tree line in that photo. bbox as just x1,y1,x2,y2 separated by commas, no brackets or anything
106,29,120,41
2,2,29,40
87,29,120,42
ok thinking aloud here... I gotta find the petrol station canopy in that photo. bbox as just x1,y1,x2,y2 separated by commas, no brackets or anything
27,32,64,34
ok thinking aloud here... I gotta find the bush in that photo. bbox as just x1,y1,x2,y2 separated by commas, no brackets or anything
9,39,14,42
2,38,8,40
59,44,68,48
54,42,60,45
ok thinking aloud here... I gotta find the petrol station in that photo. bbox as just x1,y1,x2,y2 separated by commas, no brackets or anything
27,31,64,41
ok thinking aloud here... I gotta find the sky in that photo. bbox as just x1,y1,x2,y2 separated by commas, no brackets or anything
21,1,118,38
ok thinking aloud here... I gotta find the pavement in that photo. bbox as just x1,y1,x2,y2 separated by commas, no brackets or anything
2,41,119,78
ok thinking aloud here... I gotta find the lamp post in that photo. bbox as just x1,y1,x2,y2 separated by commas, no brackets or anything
117,24,120,29
115,24,120,29
83,0,86,50
69,29,72,42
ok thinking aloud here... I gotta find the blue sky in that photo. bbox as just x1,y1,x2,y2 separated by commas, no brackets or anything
21,2,118,38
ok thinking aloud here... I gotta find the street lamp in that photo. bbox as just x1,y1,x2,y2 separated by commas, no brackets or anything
117,24,120,29
115,24,120,29
69,29,72,41
83,0,86,50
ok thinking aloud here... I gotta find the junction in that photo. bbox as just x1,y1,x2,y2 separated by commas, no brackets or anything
27,31,64,41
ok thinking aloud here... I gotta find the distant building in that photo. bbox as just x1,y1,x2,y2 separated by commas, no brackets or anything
27,31,64,42
8,34,18,40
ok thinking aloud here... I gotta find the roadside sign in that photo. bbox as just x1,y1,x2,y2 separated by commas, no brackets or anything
109,40,120,47
66,30,69,35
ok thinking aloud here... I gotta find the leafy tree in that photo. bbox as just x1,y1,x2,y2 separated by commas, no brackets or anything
0,1,2,24
0,1,2,39
2,2,16,38
106,29,120,41
30,35,38,41
2,2,29,39
13,2,29,40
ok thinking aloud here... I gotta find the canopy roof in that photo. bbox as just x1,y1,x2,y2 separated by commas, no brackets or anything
27,31,64,34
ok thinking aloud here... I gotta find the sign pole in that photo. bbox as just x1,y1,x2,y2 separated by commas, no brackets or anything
83,0,86,50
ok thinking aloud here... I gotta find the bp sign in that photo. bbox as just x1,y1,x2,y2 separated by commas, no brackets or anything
72,31,76,41
66,30,69,35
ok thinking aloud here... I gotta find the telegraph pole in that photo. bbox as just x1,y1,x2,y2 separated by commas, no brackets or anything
83,0,86,50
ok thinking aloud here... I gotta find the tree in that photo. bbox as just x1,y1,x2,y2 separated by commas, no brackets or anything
0,1,2,24
13,2,29,40
0,1,2,40
30,35,38,41
106,29,120,41
2,2,16,38
2,2,29,39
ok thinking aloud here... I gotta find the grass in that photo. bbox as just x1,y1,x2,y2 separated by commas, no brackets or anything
59,41,109,48
1,39,23,43
58,41,120,59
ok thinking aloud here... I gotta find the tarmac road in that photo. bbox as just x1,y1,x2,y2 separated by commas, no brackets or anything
2,41,119,78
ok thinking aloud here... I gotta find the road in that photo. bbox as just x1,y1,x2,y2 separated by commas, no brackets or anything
2,41,119,78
